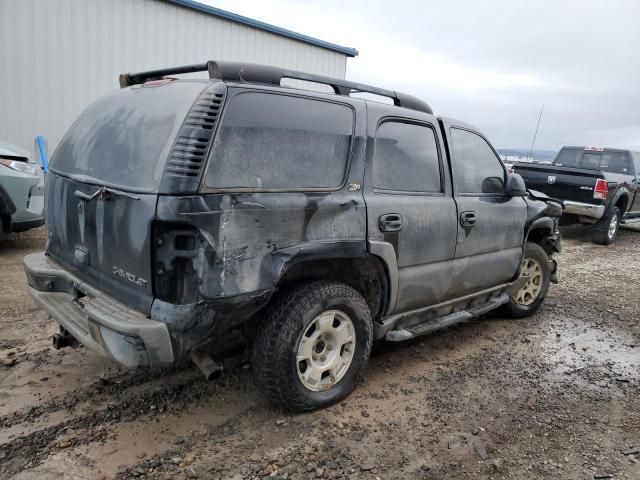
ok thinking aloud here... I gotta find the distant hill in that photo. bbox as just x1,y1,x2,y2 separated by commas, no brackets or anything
498,148,557,162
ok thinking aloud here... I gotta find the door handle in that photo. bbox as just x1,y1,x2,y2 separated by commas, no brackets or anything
379,213,403,232
460,211,477,228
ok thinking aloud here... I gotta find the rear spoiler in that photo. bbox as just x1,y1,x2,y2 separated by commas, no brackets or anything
118,60,433,115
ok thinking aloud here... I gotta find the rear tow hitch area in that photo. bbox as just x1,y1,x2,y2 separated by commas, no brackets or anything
190,348,223,380
52,327,78,349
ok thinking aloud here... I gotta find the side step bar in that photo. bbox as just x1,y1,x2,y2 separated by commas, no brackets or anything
385,293,509,342
621,216,640,225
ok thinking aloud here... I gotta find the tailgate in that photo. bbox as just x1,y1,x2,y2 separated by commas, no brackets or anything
45,173,157,314
514,164,603,204
43,80,211,314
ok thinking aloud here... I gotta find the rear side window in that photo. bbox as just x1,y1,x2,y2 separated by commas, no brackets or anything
450,128,505,194
372,121,441,193
204,92,353,190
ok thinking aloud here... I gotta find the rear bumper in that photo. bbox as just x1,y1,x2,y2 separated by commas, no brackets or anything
562,200,605,220
12,216,45,232
24,252,174,368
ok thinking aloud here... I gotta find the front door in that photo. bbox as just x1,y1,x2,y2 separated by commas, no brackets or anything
440,120,528,297
365,106,458,314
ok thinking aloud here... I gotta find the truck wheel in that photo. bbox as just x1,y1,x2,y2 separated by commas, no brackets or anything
250,281,373,411
593,207,620,245
500,242,551,318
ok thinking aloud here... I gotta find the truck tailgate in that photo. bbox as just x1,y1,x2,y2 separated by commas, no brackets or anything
514,164,603,204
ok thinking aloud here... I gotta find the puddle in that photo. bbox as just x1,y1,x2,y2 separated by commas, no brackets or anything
540,319,640,387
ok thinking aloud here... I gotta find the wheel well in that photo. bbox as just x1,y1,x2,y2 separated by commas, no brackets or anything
527,227,550,246
275,256,388,319
0,214,10,234
615,195,628,213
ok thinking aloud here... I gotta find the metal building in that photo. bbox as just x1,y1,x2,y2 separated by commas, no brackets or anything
0,0,358,153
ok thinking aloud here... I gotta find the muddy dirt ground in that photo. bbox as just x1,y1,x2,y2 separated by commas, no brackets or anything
1,226,639,480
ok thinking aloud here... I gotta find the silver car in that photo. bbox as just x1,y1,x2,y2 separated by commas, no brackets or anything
0,141,45,237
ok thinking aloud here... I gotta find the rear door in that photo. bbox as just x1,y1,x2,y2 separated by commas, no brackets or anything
364,104,458,314
441,120,527,296
46,80,208,313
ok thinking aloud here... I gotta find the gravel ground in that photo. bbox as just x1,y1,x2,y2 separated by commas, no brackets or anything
0,225,639,480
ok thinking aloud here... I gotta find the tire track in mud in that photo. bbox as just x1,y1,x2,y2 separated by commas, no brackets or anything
0,358,251,477
0,363,196,430
113,405,258,479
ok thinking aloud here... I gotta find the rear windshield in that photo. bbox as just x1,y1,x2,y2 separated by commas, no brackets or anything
51,81,207,191
553,148,630,174
204,92,354,190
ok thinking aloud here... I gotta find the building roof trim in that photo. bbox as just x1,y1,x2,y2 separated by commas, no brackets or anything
164,0,359,57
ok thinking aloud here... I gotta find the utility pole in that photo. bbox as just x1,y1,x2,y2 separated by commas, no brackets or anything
528,104,544,162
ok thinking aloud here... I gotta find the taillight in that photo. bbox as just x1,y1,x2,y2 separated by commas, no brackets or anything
593,179,608,200
153,222,202,304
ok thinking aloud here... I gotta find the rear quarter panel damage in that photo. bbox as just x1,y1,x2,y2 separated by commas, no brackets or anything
152,191,366,355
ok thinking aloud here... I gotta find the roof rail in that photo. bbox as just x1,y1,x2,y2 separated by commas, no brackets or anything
119,61,433,115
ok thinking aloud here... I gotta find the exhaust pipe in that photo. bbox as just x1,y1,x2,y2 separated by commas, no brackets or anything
190,348,223,380
52,331,77,349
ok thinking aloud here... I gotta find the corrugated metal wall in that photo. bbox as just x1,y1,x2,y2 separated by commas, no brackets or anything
0,0,348,153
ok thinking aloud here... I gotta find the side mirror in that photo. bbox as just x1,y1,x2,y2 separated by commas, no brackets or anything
481,176,505,194
506,173,527,196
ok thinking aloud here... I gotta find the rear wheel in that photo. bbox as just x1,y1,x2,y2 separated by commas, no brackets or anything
500,242,551,318
250,281,373,411
593,207,620,245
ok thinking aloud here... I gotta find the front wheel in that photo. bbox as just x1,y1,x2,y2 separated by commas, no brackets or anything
499,242,551,318
250,281,373,411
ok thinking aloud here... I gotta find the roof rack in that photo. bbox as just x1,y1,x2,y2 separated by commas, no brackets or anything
119,61,433,115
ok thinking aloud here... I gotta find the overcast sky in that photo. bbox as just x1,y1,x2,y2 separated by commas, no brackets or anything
208,0,640,152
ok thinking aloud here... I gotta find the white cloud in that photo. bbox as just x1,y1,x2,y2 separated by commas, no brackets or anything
208,0,541,91
201,0,640,150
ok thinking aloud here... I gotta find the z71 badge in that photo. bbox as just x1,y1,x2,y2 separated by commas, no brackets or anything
112,266,148,287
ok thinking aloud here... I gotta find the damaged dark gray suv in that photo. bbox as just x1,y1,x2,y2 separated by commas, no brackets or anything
25,61,562,411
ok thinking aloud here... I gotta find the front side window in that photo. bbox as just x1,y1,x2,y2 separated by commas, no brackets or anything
372,121,441,193
205,92,353,190
450,128,505,194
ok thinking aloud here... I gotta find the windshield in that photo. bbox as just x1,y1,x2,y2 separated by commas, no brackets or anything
51,81,207,191
553,148,630,174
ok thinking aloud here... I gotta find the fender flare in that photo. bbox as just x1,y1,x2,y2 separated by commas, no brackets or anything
269,239,392,316
367,240,398,316
525,217,554,242
604,188,629,218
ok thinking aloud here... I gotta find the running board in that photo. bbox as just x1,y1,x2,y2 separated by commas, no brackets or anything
621,216,640,225
385,293,509,342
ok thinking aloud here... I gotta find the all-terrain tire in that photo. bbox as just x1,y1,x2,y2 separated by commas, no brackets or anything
250,281,373,412
593,207,620,245
500,242,551,319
